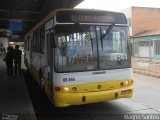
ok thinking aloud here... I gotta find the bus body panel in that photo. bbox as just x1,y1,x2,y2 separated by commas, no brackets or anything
53,68,133,86
44,19,54,78
54,85,133,107
52,68,133,107
25,50,30,67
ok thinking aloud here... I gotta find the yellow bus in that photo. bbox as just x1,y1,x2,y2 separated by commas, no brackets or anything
24,9,133,107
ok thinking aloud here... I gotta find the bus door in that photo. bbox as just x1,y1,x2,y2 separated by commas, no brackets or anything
46,29,54,98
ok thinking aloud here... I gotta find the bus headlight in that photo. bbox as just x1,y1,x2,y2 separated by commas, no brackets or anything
63,87,70,92
126,80,129,85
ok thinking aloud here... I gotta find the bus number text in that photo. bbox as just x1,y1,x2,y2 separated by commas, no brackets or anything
63,78,75,82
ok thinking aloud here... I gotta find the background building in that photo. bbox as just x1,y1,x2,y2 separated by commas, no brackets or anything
122,7,160,77
122,7,160,36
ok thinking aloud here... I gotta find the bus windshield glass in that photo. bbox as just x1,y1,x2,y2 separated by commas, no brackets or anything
54,24,131,72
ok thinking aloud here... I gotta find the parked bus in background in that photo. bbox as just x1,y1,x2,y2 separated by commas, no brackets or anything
24,9,133,107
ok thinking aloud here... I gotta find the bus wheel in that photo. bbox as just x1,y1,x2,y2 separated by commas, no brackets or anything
39,69,44,89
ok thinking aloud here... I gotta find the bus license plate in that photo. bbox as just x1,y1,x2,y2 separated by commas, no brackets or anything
121,89,131,95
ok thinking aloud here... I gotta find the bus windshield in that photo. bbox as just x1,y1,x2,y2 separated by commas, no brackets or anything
54,24,131,72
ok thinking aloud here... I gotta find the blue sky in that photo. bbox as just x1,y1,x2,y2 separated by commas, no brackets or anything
75,0,160,11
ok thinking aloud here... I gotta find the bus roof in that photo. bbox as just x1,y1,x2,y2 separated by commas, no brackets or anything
26,8,127,36
56,9,127,24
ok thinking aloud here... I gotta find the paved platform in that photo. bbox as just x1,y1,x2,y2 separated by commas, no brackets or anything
0,56,37,120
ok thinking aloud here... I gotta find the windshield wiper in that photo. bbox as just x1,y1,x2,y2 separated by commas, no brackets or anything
102,24,114,39
100,24,114,51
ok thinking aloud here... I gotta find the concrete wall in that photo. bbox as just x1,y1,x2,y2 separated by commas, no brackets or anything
132,57,160,78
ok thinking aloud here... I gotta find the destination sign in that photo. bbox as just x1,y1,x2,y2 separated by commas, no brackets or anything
56,10,127,24
71,15,114,23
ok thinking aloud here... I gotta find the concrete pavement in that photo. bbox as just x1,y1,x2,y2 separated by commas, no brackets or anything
0,56,37,120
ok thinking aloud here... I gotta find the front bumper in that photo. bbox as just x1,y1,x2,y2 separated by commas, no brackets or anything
54,85,133,107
